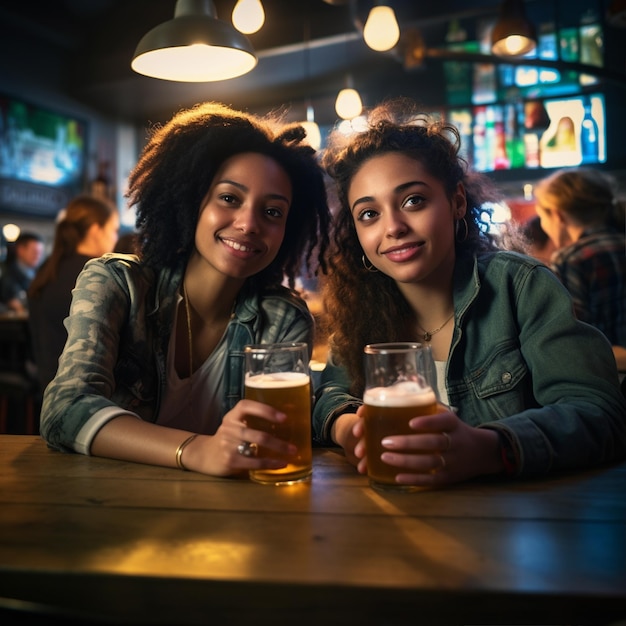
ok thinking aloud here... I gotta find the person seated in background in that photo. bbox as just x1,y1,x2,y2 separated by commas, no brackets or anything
313,98,626,489
113,231,139,254
27,195,120,393
0,231,44,315
521,215,556,265
40,102,330,477
534,167,626,374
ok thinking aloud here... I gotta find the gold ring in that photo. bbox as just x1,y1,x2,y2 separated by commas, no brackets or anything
442,431,451,451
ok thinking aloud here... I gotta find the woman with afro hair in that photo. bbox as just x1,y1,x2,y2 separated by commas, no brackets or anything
41,102,331,477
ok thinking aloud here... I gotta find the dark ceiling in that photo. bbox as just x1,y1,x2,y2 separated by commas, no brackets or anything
0,0,519,126
5,0,625,131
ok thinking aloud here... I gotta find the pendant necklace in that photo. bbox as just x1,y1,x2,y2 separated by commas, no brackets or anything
416,311,454,342
183,283,194,417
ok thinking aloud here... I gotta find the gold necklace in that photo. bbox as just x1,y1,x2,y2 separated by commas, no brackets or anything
183,281,193,404
417,312,455,342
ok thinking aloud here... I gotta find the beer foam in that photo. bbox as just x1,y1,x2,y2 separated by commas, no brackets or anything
364,382,436,407
246,371,310,388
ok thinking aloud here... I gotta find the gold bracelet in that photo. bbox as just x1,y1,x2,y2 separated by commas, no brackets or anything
175,434,198,471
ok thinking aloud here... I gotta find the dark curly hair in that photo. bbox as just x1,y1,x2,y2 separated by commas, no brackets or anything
320,97,506,395
126,102,330,287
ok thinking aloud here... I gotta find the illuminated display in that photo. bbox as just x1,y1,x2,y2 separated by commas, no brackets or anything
0,94,86,188
448,93,605,173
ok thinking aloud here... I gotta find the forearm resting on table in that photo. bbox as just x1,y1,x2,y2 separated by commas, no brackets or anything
330,412,360,465
91,414,195,469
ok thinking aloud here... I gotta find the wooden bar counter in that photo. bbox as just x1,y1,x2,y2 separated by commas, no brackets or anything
0,435,624,625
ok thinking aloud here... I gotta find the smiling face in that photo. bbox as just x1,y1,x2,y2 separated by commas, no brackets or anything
193,152,292,282
348,152,466,287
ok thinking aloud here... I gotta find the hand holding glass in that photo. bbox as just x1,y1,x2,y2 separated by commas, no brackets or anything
363,342,440,492
244,342,312,485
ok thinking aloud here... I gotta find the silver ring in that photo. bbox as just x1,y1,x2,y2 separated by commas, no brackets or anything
237,441,258,458
442,431,451,451
439,454,446,470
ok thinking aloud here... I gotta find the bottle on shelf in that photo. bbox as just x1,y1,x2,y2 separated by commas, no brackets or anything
580,98,599,164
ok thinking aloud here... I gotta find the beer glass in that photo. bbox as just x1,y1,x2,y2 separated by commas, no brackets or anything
244,342,312,485
363,342,439,492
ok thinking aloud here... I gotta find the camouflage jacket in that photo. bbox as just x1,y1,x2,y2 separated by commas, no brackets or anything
40,253,313,454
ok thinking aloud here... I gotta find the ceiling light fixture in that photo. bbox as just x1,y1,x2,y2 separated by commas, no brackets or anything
335,75,363,120
301,105,322,150
298,23,321,150
363,5,400,52
131,0,257,82
232,0,265,35
491,0,537,57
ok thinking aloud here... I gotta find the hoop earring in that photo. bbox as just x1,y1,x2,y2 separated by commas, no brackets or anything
361,255,379,272
455,217,469,243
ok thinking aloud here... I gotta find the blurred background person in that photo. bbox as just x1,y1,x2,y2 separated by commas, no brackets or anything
534,167,626,375
0,231,44,314
114,231,139,255
28,195,119,393
521,215,556,265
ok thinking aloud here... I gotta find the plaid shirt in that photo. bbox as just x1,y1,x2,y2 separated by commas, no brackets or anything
550,226,626,346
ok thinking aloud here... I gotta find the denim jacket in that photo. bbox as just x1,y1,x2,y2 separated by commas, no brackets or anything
313,251,626,477
40,253,313,453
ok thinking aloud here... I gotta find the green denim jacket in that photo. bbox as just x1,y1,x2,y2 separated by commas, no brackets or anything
312,251,626,477
40,253,313,454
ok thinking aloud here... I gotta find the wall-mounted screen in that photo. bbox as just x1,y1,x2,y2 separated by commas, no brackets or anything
448,92,606,173
0,94,86,188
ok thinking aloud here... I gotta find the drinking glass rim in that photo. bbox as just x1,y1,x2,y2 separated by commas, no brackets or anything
244,341,308,354
364,342,429,354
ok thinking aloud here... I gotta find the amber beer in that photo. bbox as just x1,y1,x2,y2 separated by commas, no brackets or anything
245,371,312,485
363,383,438,490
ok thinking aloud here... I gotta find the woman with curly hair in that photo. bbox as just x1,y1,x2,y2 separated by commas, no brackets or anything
313,98,626,487
41,102,331,477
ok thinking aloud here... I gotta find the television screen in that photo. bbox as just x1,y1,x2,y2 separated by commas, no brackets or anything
0,94,86,188
448,93,606,173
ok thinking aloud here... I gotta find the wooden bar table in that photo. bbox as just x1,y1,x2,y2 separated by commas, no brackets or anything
0,435,625,625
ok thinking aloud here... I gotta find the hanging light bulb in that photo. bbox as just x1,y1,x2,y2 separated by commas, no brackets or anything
300,104,321,150
232,0,265,35
491,0,537,57
335,86,362,120
363,5,400,52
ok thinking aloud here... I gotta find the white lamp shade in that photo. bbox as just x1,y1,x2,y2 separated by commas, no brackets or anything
300,121,322,150
132,0,257,82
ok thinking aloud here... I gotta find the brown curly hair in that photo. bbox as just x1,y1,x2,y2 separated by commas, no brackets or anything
321,97,507,395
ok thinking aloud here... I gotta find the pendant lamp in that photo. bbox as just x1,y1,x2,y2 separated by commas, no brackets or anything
491,0,537,57
301,104,322,150
335,86,363,120
232,0,265,35
131,0,258,82
363,5,400,52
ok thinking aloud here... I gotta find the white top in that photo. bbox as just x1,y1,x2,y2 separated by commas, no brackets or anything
157,293,227,435
434,360,449,407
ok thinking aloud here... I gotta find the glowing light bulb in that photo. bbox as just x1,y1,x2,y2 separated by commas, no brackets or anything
335,88,363,120
2,223,20,242
300,105,322,150
363,6,400,52
232,0,265,35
